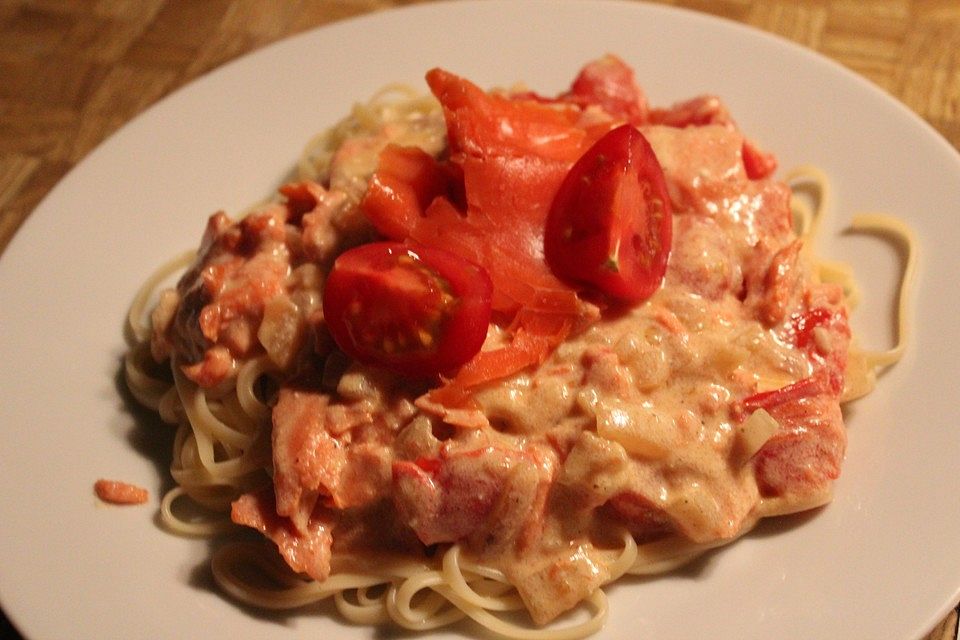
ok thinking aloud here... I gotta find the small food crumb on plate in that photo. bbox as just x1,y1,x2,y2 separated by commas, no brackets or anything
94,479,149,505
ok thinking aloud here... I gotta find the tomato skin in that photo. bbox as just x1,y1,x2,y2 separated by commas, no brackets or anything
361,145,462,241
742,139,778,180
562,54,649,125
322,242,492,377
544,124,672,303
509,55,648,126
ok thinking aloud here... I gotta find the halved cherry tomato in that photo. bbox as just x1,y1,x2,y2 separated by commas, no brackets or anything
322,242,492,377
544,123,672,303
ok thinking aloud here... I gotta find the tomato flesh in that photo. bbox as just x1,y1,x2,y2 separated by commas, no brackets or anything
544,124,672,303
562,54,649,125
322,242,492,377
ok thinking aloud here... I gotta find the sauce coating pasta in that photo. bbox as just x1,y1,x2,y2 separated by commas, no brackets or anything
123,56,908,637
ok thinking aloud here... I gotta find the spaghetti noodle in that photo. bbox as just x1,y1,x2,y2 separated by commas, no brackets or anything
123,57,913,638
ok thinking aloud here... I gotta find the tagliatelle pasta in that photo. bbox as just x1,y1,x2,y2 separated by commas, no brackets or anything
122,56,913,638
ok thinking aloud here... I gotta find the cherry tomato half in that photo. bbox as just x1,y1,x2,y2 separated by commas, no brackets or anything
322,242,493,377
544,123,672,303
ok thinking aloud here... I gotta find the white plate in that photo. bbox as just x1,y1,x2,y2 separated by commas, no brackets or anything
1,2,959,639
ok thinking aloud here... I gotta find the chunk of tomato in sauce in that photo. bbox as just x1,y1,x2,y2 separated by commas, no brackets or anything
742,138,778,180
322,242,492,377
361,144,463,242
561,54,649,125
544,124,672,303
513,54,649,126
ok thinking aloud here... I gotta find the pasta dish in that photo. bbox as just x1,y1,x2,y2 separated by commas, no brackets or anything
122,56,913,637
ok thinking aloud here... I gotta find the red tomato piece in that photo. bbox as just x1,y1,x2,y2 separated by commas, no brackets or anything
790,307,838,349
392,445,547,547
561,54,649,125
322,242,492,377
753,394,846,498
742,139,778,180
511,54,649,126
544,124,673,303
361,144,463,241
739,374,825,414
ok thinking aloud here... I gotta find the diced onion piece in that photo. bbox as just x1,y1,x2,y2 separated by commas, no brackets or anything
258,295,305,369
812,326,833,354
511,544,608,626
732,408,780,466
596,399,676,460
842,345,877,402
708,342,750,375
753,375,795,394
664,482,726,543
558,432,632,508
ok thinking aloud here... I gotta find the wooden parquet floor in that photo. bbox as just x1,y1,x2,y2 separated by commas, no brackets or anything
0,1,958,639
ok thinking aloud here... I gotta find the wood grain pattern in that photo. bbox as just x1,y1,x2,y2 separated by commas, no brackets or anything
0,1,957,639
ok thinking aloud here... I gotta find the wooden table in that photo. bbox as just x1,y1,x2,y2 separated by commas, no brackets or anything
0,1,957,638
